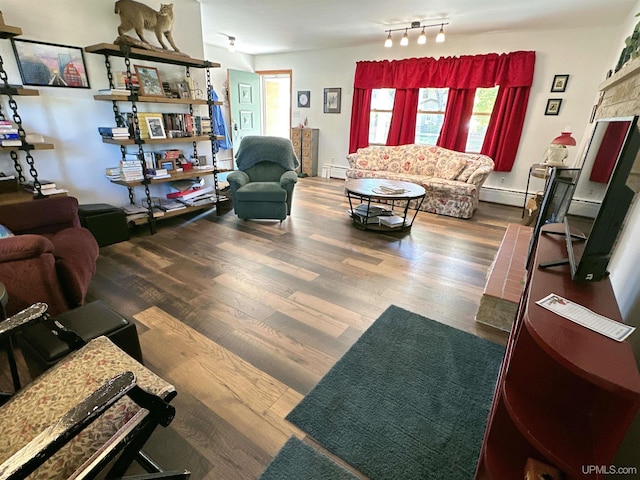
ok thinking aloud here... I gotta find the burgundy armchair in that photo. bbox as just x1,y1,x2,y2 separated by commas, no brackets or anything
0,196,99,316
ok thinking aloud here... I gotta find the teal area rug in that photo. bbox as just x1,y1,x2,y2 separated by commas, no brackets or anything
286,305,505,480
259,436,360,480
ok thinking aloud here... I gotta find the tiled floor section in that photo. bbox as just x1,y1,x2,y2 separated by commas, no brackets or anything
476,223,533,331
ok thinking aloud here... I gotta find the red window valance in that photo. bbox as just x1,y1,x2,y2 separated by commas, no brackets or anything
353,51,535,89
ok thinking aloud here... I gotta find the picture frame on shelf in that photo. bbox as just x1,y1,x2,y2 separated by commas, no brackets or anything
550,74,569,93
134,65,164,97
176,80,191,99
545,98,562,116
157,158,176,171
11,38,90,88
146,116,166,139
323,88,341,113
297,90,310,108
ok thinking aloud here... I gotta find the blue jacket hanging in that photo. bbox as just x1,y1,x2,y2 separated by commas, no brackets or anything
210,88,233,152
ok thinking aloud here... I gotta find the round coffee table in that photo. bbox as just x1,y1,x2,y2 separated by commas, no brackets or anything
344,178,426,231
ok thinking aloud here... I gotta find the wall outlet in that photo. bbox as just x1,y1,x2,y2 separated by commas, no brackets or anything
500,177,506,184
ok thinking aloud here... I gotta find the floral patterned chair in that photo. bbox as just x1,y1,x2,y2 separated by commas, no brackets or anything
0,303,189,479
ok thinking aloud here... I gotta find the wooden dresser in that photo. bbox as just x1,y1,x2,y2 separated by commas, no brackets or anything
475,224,640,479
291,127,319,176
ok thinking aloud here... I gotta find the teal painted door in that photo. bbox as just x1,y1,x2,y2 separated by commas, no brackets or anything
228,69,261,161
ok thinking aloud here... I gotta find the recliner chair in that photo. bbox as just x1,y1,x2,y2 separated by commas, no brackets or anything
0,196,99,316
227,136,299,221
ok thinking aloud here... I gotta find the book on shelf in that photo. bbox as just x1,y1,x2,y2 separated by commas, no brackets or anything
353,204,391,216
36,188,69,197
372,185,407,195
157,199,187,212
98,88,131,96
178,194,215,207
379,215,406,227
0,132,19,140
1,139,22,147
22,179,57,191
167,185,214,201
347,210,380,224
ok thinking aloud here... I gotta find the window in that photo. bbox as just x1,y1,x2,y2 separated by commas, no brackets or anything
415,88,448,145
369,88,395,145
466,87,498,152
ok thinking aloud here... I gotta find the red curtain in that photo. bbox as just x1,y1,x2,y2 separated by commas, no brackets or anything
589,122,629,183
481,86,531,171
437,88,476,151
349,87,372,153
348,51,536,171
386,89,419,146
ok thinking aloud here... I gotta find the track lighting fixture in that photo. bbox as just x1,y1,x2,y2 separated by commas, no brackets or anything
228,36,236,52
383,22,448,47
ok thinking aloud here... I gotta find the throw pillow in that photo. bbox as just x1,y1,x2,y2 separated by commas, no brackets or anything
0,224,14,238
434,156,468,180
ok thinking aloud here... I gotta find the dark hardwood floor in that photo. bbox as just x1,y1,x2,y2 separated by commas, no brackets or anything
2,177,524,479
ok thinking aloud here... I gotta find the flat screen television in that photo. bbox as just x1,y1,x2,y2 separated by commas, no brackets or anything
526,167,581,270
539,115,640,282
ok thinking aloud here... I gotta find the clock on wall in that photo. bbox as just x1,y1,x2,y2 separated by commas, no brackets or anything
297,90,310,108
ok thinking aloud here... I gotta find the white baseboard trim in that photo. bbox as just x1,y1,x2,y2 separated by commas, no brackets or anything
480,187,599,218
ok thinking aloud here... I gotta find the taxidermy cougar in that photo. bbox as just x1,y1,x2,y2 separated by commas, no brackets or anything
115,0,180,52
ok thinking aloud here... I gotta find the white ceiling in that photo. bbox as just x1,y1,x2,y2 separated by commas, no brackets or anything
197,0,637,56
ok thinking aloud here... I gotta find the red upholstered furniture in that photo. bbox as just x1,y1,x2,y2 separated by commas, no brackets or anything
0,197,99,316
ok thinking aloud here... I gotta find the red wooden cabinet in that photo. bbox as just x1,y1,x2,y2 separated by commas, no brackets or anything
476,224,640,480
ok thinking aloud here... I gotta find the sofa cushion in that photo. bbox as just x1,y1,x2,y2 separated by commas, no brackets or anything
435,155,468,180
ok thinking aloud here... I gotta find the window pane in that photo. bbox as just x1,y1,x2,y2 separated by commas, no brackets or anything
466,87,498,153
415,88,448,145
369,111,392,144
371,88,395,110
417,88,448,112
369,88,395,144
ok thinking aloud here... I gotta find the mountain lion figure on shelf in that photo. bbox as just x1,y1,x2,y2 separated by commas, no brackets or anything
114,0,180,52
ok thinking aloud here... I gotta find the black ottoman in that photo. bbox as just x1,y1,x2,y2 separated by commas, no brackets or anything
79,203,130,247
19,301,143,378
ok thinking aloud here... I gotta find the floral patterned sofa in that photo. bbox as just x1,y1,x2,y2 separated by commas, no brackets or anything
346,144,494,219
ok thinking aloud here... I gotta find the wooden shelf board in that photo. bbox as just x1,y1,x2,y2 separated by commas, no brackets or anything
110,166,216,187
128,202,219,225
102,135,224,145
84,43,220,69
0,24,23,38
93,94,221,106
0,143,54,151
502,381,594,476
0,87,39,96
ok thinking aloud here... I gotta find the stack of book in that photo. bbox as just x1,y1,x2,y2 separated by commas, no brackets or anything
113,72,139,93
348,204,392,224
194,116,212,136
98,126,130,140
22,179,68,197
167,178,215,207
119,160,144,182
0,120,21,147
98,88,131,96
379,215,406,228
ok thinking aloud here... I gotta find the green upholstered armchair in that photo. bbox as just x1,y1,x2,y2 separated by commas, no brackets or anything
227,136,299,221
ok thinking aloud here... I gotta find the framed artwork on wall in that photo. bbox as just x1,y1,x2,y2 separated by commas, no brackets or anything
551,74,569,92
323,87,341,113
11,38,90,88
545,98,562,115
297,90,310,108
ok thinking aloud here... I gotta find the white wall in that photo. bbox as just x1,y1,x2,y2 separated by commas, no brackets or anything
252,25,621,209
0,0,206,206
